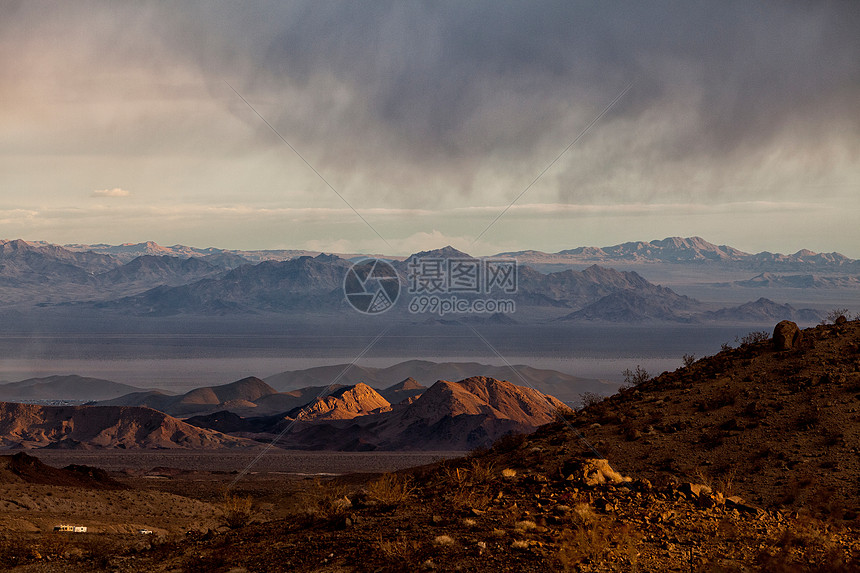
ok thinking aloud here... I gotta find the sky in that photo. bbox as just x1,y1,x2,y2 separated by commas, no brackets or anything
1,1,858,257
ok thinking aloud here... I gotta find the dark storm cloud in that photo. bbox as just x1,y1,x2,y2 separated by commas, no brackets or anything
216,2,859,143
3,1,858,205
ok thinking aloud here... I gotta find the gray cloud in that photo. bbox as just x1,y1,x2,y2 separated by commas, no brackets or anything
1,1,858,252
201,1,860,204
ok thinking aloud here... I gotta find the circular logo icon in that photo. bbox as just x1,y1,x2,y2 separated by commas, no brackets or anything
343,258,400,314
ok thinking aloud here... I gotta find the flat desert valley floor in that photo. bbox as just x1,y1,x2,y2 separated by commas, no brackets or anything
0,323,783,391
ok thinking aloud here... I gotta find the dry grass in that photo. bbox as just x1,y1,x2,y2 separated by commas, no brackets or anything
468,457,496,484
284,478,352,519
222,493,253,528
377,532,417,560
555,502,641,570
365,473,415,505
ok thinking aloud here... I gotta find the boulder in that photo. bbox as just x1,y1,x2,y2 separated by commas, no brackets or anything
569,458,631,486
773,320,801,351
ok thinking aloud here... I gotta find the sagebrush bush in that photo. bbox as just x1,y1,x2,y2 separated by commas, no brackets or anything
366,473,415,505
223,493,253,528
622,365,650,387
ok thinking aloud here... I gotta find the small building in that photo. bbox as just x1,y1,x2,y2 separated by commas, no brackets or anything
53,524,87,533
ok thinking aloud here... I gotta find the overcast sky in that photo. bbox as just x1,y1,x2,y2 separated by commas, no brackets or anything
1,1,858,256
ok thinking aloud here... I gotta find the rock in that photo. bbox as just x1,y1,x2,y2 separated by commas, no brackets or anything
569,458,631,487
773,320,802,351
331,497,352,511
678,483,712,498
593,497,615,512
836,315,847,325
725,495,765,516
632,478,653,492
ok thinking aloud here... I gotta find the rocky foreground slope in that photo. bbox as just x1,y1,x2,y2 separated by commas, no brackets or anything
569,317,860,516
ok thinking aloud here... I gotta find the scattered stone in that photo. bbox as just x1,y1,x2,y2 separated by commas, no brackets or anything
433,535,455,546
501,468,517,478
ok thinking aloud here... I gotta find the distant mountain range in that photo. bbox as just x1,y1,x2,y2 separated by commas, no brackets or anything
262,359,612,404
37,236,860,271
729,272,860,289
558,294,822,324
0,375,165,403
0,373,573,451
495,236,860,272
186,376,571,451
91,360,610,416
0,237,844,323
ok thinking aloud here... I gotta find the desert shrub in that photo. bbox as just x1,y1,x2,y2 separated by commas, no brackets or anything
578,391,604,409
285,478,352,519
820,308,850,325
555,505,640,569
366,473,415,505
440,461,494,511
740,331,769,345
468,457,496,484
441,463,471,489
492,432,527,452
378,533,417,561
695,386,738,412
758,514,859,572
715,468,737,497
621,365,650,388
682,353,696,367
223,493,253,528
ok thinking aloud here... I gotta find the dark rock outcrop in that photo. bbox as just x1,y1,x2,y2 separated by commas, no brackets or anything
773,320,802,351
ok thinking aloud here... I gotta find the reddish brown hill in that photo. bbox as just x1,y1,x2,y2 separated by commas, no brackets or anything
99,376,280,417
405,376,569,426
0,402,258,449
0,452,123,488
379,377,426,404
273,376,572,450
291,383,391,420
176,376,276,405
